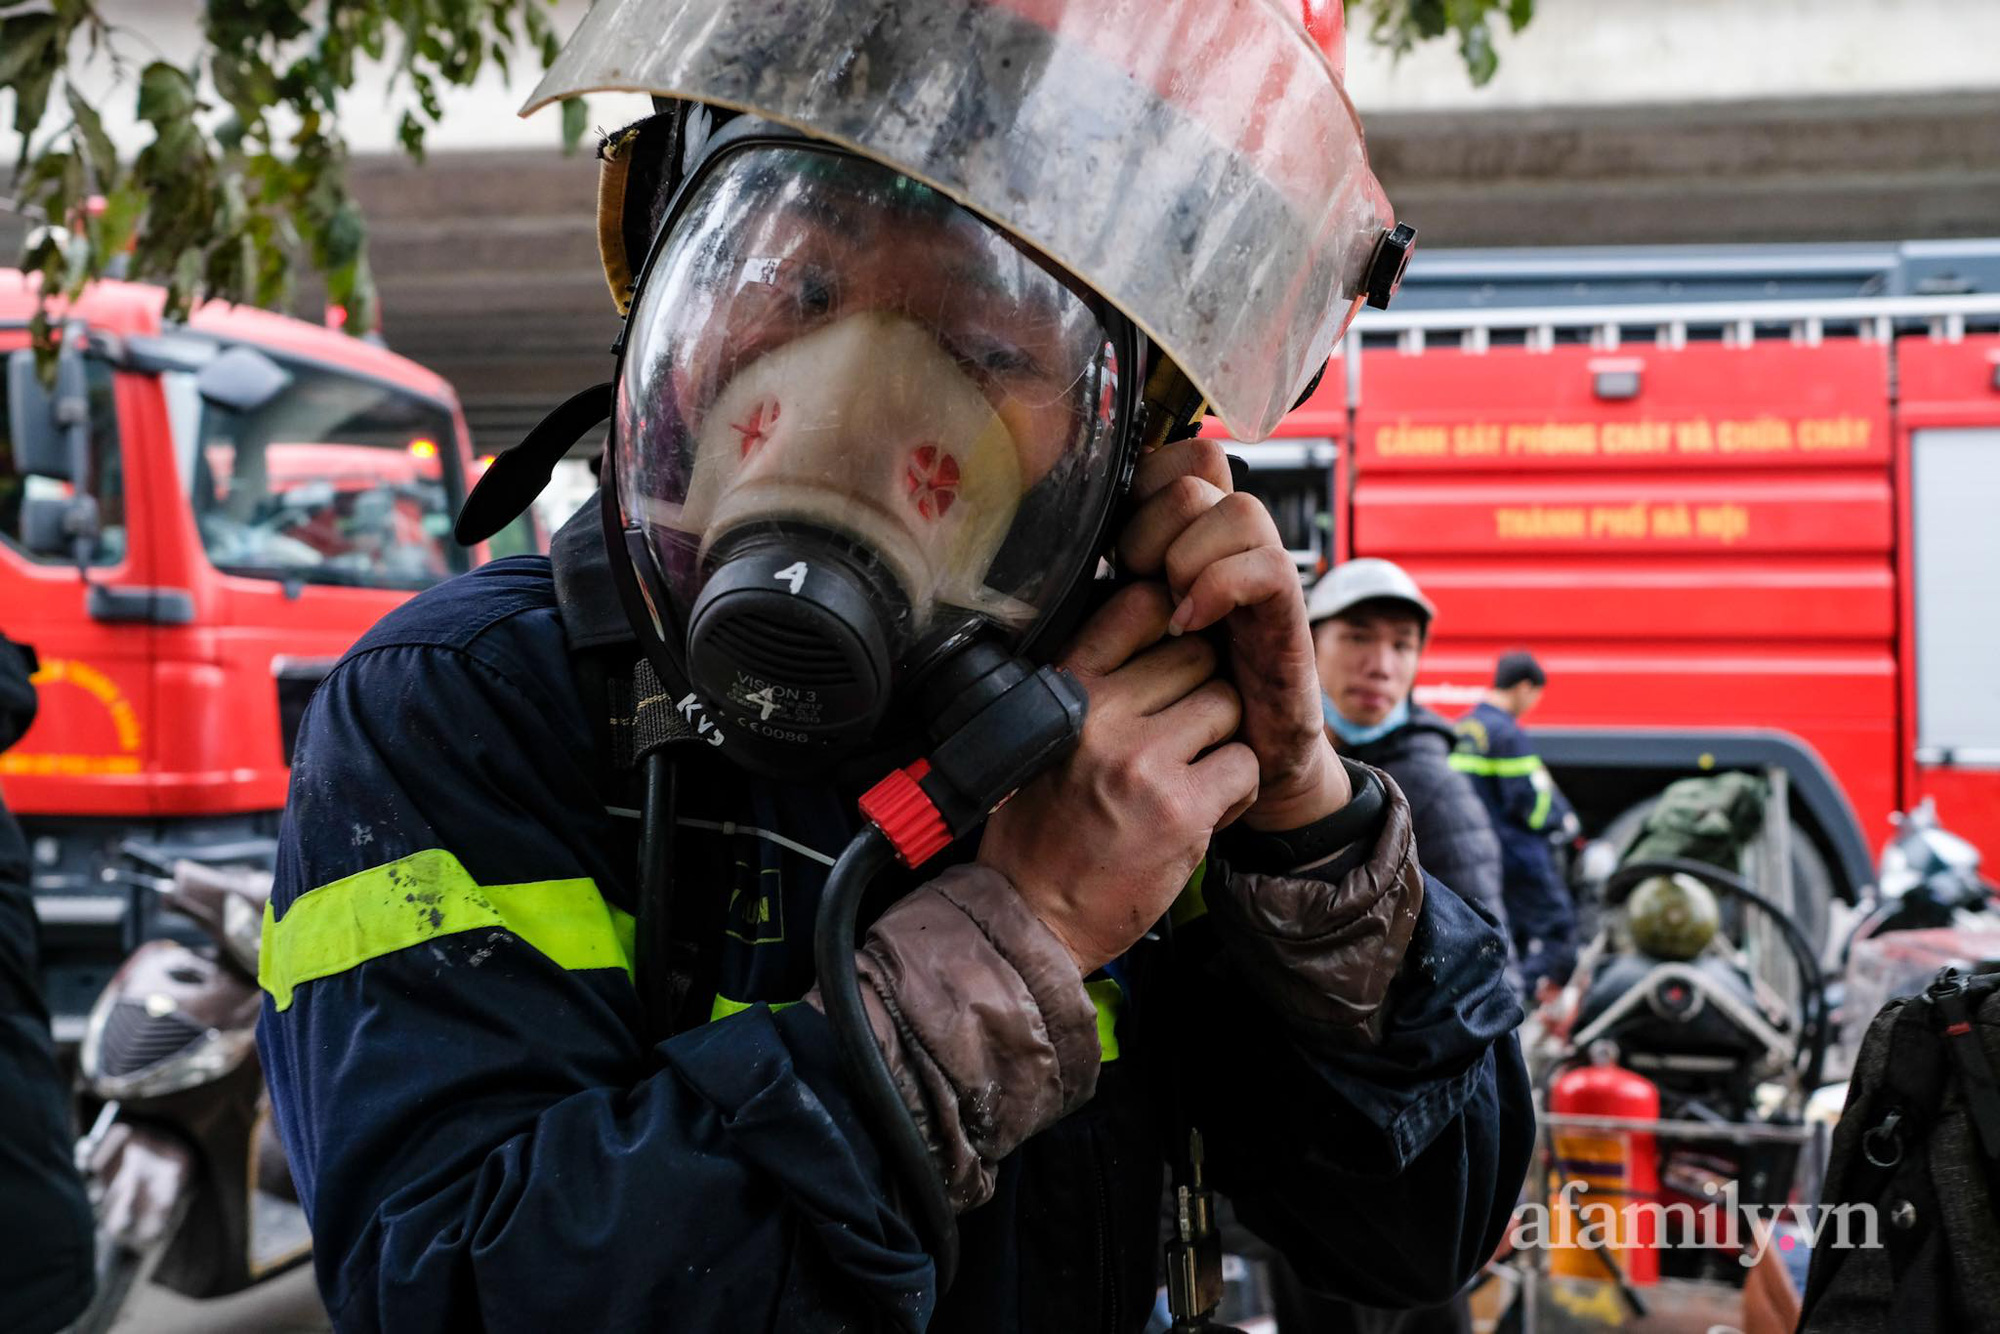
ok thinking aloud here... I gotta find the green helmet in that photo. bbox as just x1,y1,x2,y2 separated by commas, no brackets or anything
1627,873,1721,961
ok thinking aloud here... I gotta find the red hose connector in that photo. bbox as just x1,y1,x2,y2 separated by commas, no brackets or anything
859,759,952,867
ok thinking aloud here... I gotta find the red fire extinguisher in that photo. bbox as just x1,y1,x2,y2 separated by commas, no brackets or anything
1548,1048,1661,1286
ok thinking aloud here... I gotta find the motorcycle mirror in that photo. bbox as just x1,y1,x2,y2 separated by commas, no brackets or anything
1922,825,1984,877
1573,838,1621,889
220,893,264,975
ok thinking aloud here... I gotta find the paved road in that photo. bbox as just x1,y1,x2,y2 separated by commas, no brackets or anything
110,1267,329,1334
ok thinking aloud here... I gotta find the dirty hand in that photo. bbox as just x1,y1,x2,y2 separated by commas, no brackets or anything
1115,436,1351,831
977,583,1260,974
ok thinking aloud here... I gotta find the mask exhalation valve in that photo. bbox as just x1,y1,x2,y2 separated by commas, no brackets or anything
684,527,898,769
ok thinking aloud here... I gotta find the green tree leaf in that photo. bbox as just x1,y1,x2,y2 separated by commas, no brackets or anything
64,83,117,184
397,109,427,161
0,13,58,89
1360,0,1531,79
320,199,365,272
136,61,198,123
89,182,145,260
1458,22,1498,86
10,60,56,144
210,50,278,119
560,95,588,156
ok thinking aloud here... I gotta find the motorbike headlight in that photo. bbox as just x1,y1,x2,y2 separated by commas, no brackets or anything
101,1023,256,1101
81,984,256,1100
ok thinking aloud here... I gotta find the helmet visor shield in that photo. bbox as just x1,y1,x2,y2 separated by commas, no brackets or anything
529,0,1393,440
617,145,1124,658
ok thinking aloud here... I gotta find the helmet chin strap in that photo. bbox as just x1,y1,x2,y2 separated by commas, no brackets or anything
453,382,612,547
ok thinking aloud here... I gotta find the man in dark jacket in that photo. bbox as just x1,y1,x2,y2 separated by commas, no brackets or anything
1284,558,1512,1334
0,632,96,1333
258,5,1531,1330
1308,560,1507,934
1455,651,1577,997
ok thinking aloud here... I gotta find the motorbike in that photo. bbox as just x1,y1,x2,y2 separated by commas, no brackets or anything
65,845,310,1333
1839,796,1993,961
1816,798,2000,1086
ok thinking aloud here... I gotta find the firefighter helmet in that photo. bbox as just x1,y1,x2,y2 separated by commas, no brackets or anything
525,0,1401,442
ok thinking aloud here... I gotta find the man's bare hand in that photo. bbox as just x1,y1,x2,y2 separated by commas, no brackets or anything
1115,436,1350,831
977,583,1259,973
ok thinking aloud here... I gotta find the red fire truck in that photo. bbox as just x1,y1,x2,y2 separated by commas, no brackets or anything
0,272,516,1033
1227,240,2000,932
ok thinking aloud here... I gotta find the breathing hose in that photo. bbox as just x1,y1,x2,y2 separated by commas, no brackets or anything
812,645,1089,1297
814,826,960,1289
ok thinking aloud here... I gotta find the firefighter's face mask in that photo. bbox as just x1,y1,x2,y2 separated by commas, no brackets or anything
614,145,1129,772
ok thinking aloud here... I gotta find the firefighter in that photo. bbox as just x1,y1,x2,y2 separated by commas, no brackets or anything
1455,651,1579,997
0,632,96,1333
256,3,1531,1330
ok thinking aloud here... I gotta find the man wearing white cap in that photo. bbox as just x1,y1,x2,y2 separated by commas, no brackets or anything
1307,559,1508,935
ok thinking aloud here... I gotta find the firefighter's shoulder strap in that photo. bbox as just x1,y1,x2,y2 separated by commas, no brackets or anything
550,494,721,1036
548,491,717,773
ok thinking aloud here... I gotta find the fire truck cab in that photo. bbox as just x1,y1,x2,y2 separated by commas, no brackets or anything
1225,240,2000,940
0,272,496,1034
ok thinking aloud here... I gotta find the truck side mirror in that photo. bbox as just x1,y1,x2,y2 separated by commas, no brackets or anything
196,345,291,414
7,329,101,570
19,494,72,557
5,347,71,480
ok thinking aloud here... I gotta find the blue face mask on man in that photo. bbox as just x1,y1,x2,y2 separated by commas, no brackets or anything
1324,694,1409,747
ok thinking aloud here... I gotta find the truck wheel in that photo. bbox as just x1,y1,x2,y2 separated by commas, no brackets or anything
1600,797,1837,959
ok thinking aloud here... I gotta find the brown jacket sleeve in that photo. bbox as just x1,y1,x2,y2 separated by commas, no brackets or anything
800,766,1423,1214
1203,763,1426,1050
803,864,1100,1213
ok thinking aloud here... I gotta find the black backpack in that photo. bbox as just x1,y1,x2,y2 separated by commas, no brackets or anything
1799,967,2000,1332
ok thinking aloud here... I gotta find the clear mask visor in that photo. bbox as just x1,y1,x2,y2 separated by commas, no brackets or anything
616,145,1125,658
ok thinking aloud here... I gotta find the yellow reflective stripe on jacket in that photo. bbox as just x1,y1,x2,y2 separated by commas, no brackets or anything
1087,978,1125,1063
1448,752,1544,778
1168,858,1209,928
259,848,634,1011
709,994,800,1022
1528,774,1555,830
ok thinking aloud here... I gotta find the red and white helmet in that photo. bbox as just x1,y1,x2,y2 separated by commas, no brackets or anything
1300,0,1349,80
527,0,1403,442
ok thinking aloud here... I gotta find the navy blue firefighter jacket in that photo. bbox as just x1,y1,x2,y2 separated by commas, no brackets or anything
257,544,1532,1333
1452,702,1577,992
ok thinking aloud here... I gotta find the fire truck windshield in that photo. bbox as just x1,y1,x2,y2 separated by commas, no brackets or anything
163,354,468,592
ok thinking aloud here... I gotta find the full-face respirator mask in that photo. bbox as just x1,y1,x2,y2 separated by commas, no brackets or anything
604,126,1143,779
